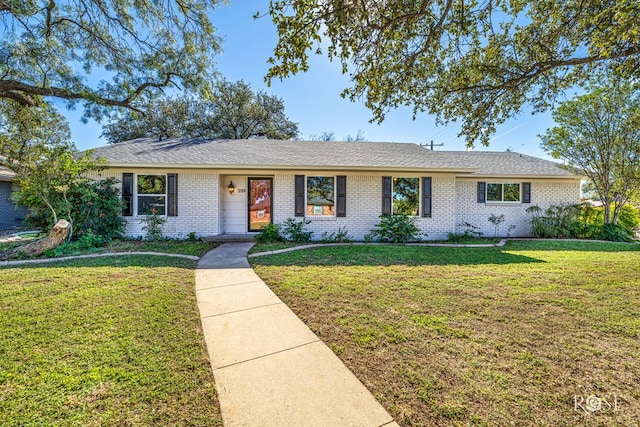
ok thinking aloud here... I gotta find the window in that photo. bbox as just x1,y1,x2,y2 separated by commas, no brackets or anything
486,182,521,202
382,176,430,216
137,174,166,215
306,176,334,216
393,177,419,215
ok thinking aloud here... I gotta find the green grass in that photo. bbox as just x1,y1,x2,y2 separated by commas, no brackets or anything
251,240,640,427
1,238,216,259
103,239,215,257
0,256,222,426
249,241,307,254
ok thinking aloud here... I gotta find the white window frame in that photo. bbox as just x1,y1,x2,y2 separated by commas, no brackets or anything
486,182,521,203
306,176,336,217
136,174,168,216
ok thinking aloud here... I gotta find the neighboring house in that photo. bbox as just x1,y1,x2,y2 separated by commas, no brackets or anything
88,138,581,240
0,166,28,231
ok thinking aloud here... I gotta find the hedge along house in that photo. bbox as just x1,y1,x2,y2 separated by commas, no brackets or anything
88,138,581,240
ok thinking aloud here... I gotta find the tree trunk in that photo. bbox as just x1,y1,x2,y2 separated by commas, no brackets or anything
603,201,611,224
0,219,71,260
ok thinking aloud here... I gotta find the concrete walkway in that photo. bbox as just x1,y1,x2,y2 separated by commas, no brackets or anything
196,242,398,427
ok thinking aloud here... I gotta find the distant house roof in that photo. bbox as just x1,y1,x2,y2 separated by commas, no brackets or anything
88,138,578,178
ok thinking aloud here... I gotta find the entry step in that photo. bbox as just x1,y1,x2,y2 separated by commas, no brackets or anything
202,234,257,243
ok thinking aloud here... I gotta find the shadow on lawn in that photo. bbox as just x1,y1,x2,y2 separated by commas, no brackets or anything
506,239,640,252
0,255,197,270
250,245,546,267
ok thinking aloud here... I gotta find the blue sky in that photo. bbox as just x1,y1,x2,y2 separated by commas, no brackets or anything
66,1,559,160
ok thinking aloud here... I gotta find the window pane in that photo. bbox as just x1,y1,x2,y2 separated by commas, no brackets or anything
307,176,334,216
138,196,166,215
503,183,520,202
487,183,502,202
138,175,166,195
393,177,419,215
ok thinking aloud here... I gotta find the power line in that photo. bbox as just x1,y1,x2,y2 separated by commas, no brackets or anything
420,140,444,150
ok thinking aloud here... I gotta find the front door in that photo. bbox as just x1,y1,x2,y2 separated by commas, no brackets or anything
248,178,273,232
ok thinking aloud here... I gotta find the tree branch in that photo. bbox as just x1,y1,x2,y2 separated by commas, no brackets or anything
0,77,179,112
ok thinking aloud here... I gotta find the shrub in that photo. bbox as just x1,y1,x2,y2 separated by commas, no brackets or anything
526,204,582,238
447,222,484,242
448,231,481,242
320,226,353,243
53,233,106,256
21,177,125,241
615,204,640,237
488,213,505,237
527,203,637,242
255,223,284,243
281,218,313,243
139,209,166,241
368,214,424,243
74,177,126,241
598,223,633,242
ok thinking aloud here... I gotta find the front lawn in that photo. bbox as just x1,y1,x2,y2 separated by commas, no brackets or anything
0,237,216,259
0,256,222,426
251,241,640,426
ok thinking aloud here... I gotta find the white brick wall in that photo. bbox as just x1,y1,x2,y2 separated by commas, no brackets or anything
272,173,456,241
94,169,220,239
455,179,581,237
93,169,580,240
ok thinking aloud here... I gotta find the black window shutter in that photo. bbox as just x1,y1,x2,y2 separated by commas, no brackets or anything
167,173,178,216
477,182,486,203
336,175,347,217
294,175,305,217
522,182,531,204
122,173,133,216
382,176,392,214
422,177,432,218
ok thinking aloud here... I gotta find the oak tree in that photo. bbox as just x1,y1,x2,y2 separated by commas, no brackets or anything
540,83,640,225
1,0,221,118
102,80,300,142
264,1,640,146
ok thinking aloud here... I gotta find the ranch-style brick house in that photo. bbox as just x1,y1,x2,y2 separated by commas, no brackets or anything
88,138,581,240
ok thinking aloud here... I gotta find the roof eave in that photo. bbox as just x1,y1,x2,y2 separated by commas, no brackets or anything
465,173,583,180
101,162,479,174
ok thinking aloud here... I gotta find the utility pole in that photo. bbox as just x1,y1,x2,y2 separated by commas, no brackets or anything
420,140,444,150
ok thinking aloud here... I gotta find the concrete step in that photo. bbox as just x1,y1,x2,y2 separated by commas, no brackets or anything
202,234,256,243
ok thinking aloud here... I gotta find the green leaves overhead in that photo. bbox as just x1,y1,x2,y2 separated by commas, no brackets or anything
0,0,221,117
265,0,640,146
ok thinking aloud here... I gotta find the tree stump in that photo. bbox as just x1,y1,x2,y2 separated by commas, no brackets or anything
0,219,71,261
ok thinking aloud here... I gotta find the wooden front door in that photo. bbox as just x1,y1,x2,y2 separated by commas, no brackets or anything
248,178,273,232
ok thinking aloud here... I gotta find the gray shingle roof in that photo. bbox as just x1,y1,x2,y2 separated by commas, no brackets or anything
87,138,577,178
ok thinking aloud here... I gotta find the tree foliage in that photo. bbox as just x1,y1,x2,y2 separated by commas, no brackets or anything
101,80,300,142
308,130,367,141
0,0,221,118
540,83,640,225
0,100,116,240
264,1,640,146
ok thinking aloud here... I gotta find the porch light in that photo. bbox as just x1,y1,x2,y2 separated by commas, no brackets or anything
228,181,236,195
